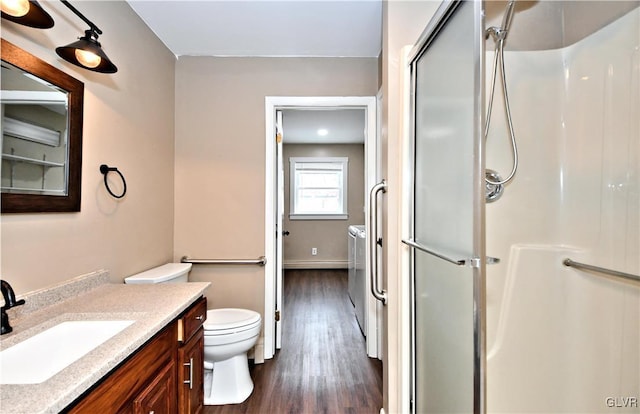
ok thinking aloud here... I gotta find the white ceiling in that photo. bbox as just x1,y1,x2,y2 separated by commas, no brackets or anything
282,109,365,144
126,0,383,58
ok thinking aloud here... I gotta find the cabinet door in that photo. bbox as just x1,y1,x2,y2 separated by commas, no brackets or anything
133,361,177,414
67,323,177,413
178,328,204,414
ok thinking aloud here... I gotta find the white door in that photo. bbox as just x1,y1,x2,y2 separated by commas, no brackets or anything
275,110,284,349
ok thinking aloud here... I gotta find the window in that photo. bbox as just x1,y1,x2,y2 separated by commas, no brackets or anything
289,157,348,220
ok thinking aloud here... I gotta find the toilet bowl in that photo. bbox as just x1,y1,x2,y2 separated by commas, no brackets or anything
123,264,261,406
203,308,261,405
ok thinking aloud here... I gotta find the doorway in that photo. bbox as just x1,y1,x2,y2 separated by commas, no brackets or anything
264,96,380,361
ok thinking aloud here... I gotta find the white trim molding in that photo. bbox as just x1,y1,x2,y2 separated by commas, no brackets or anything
284,260,348,269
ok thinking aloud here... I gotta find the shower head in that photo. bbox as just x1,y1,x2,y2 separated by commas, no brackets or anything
501,0,517,36
486,0,517,42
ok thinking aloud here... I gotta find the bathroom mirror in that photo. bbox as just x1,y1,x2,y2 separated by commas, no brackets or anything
1,39,83,213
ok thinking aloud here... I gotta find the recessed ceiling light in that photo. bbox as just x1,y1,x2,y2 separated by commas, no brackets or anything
317,128,329,136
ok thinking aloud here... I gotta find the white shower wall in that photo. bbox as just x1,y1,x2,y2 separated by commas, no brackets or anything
486,7,639,413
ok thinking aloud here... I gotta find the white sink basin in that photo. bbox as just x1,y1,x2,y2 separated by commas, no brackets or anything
0,320,134,384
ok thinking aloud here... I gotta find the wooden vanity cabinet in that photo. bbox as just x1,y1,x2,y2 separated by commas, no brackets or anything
66,297,206,414
177,297,207,414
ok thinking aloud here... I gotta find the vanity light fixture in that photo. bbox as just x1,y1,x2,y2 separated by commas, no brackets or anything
55,0,117,73
1,0,117,73
0,0,54,28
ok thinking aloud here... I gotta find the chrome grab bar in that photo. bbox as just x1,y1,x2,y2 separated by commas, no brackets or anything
181,256,267,266
369,180,387,305
563,258,639,283
401,239,500,268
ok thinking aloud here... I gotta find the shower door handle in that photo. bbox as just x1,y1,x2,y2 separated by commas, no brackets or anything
369,180,387,305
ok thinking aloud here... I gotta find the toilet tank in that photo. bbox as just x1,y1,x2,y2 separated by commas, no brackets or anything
124,263,192,284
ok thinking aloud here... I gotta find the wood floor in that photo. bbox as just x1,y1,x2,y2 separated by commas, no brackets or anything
203,269,383,414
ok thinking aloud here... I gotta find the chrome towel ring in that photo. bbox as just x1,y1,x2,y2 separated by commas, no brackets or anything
99,164,127,199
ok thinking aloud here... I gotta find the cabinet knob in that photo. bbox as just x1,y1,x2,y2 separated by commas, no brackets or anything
195,315,204,320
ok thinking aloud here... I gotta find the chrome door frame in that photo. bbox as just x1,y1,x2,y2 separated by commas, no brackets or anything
406,1,486,413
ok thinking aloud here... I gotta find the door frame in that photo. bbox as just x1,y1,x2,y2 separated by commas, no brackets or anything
264,96,378,360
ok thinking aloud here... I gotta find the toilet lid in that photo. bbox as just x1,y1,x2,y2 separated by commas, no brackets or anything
124,263,192,284
204,308,261,331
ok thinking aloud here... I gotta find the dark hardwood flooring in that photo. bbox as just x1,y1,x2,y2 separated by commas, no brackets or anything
203,269,383,414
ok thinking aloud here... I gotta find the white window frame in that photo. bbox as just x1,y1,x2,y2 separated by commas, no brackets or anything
289,156,348,220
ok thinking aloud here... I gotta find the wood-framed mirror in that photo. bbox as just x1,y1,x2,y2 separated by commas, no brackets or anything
1,38,84,213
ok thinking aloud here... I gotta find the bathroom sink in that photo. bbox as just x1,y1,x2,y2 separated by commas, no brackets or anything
0,320,134,384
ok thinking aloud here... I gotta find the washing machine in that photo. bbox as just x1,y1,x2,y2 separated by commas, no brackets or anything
353,226,366,335
348,226,359,305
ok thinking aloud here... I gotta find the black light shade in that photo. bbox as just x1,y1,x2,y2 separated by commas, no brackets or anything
1,0,54,28
56,30,117,74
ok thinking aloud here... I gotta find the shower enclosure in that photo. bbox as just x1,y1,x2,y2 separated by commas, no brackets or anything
406,1,639,413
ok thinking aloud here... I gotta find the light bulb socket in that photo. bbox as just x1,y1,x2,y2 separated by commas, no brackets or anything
1,0,54,28
56,30,117,73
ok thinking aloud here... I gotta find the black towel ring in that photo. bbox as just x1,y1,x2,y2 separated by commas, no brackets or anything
99,164,127,199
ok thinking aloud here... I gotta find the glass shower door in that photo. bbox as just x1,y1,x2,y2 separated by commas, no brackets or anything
406,1,485,413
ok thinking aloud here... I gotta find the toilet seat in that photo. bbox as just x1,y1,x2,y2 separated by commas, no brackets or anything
204,308,261,336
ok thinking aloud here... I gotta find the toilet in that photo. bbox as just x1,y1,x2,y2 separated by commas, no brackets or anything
203,308,261,405
124,263,262,406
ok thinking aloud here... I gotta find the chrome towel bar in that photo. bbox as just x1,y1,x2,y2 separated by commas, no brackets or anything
181,256,267,266
401,239,500,268
402,239,466,266
563,258,639,283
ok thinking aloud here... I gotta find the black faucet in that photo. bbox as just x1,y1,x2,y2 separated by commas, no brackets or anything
1,280,25,335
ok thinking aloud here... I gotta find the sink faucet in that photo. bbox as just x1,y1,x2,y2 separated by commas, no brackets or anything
1,280,25,335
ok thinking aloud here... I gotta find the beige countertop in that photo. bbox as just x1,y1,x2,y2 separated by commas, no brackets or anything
0,271,209,414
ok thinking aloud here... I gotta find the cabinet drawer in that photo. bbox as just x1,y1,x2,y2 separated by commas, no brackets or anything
179,296,206,343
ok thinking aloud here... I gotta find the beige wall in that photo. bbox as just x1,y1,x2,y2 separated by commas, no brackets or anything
1,1,176,295
282,143,365,268
381,1,440,412
174,56,377,319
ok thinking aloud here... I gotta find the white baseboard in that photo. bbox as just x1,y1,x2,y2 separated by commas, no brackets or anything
252,337,264,364
284,260,348,269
